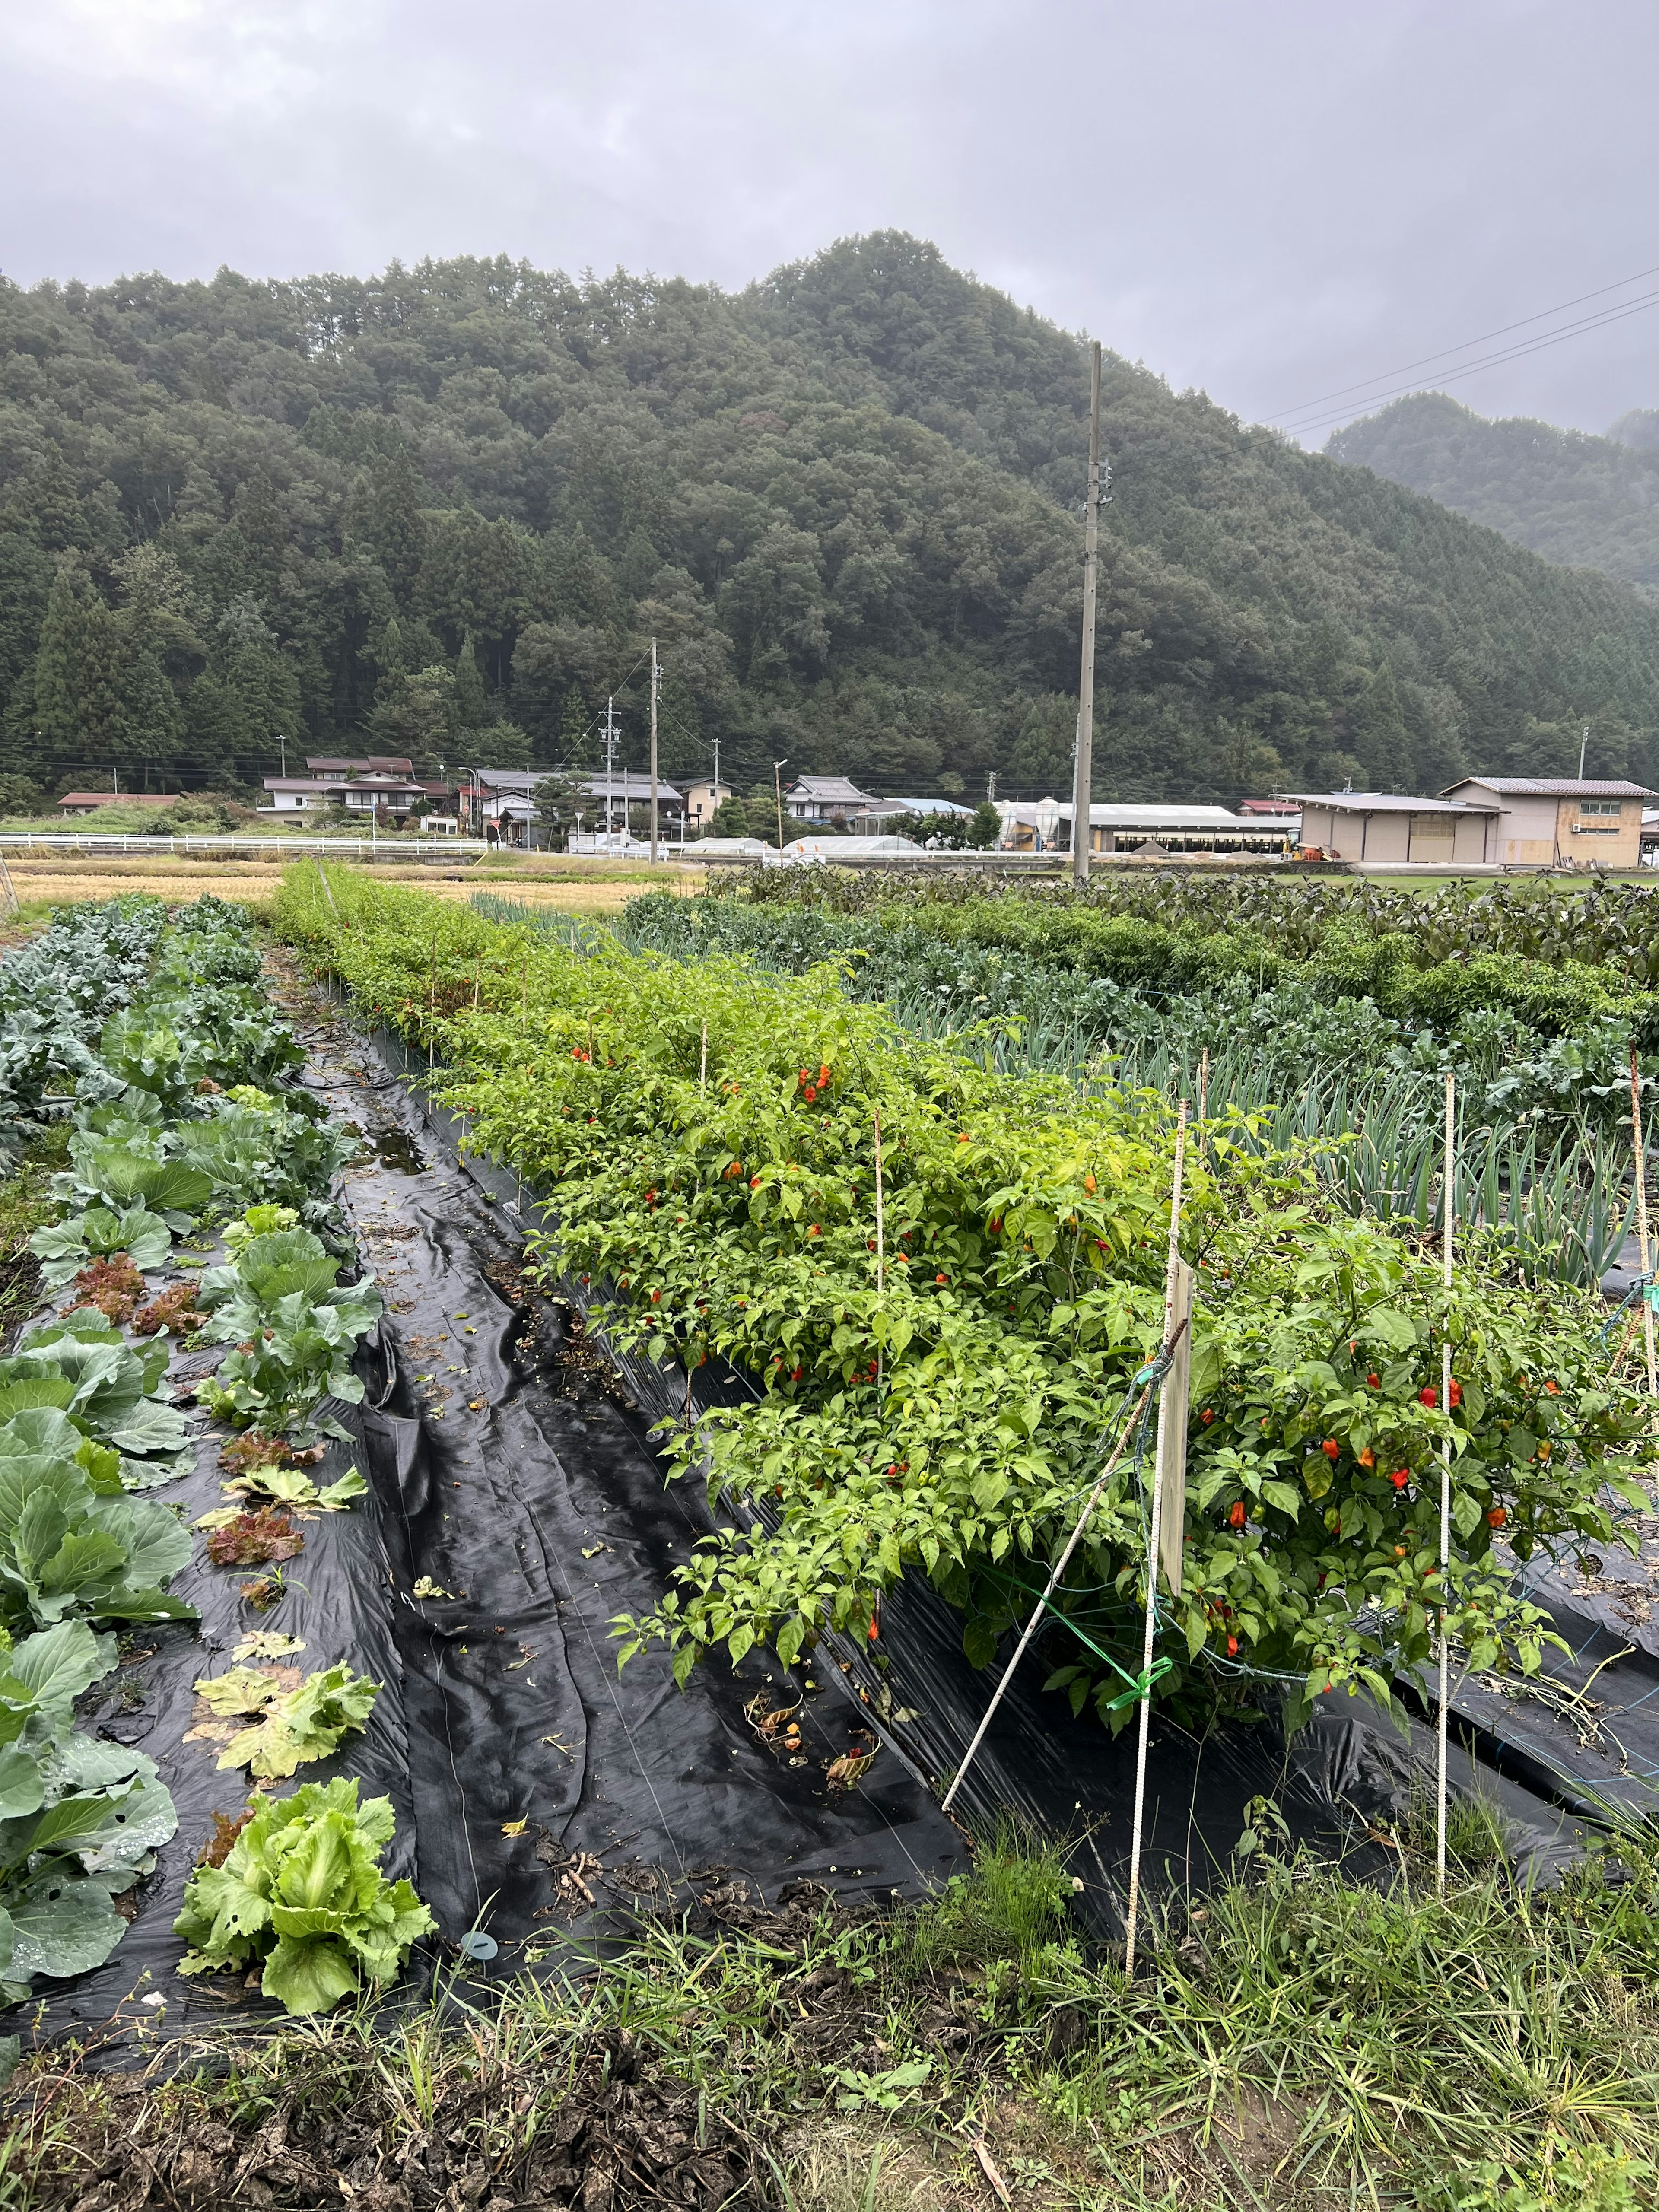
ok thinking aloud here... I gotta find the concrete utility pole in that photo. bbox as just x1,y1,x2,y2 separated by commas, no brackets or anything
773,760,788,854
601,696,619,844
1071,340,1106,890
1579,722,1591,778
649,637,660,864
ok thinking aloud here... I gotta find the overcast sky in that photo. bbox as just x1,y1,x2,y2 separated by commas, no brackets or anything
4,0,1656,445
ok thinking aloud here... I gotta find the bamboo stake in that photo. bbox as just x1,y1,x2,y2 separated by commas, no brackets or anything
699,1019,708,1090
1630,1043,1658,1434
1124,1100,1189,1977
1437,1069,1455,1897
520,950,528,1033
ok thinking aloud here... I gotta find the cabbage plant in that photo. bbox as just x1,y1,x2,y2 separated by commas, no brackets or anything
0,1619,177,2011
196,1227,381,1443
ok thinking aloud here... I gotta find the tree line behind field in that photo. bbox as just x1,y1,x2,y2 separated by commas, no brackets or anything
4,234,1659,814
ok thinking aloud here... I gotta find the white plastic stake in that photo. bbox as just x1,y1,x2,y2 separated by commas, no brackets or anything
1123,1100,1188,1977
1437,1070,1455,1896
939,1370,1159,1816
1630,1043,1657,1437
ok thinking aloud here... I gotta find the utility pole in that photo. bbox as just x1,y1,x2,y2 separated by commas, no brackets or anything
601,696,619,845
649,637,660,864
773,760,788,855
712,736,721,832
278,734,287,778
1579,722,1591,778
1071,340,1105,890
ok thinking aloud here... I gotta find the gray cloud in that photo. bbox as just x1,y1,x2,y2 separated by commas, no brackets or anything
4,0,1656,441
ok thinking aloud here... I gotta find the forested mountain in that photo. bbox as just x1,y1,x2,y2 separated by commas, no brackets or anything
4,233,1659,808
1330,393,1659,601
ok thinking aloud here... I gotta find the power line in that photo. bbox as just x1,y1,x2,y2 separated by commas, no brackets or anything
1268,258,1659,425
1281,292,1659,440
1278,288,1659,433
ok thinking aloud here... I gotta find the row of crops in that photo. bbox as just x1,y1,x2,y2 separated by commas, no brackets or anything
280,866,1645,1749
591,884,1658,1288
0,897,429,2032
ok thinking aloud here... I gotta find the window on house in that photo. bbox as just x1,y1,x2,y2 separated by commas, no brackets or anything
1575,799,1624,833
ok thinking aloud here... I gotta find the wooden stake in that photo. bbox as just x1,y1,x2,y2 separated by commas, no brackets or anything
521,950,528,1033
1197,1045,1209,1130
1437,1070,1455,1897
1630,1043,1658,1433
1124,1100,1189,1977
699,1019,708,1090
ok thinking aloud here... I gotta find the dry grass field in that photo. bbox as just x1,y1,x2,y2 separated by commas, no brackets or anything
0,850,706,917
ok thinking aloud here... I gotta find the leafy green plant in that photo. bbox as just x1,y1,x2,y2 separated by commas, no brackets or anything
216,1463,367,1513
51,1139,211,1232
0,1618,177,2005
195,1225,381,1442
188,1664,381,1779
6,1313,196,1478
0,1408,195,1634
29,1205,172,1290
174,1776,432,2016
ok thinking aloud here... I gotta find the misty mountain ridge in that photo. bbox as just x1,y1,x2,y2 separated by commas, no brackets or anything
3,232,1659,810
1328,392,1659,598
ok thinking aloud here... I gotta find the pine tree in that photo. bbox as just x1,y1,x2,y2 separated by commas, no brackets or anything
559,684,592,766
28,554,124,777
213,596,301,763
233,467,286,594
1350,663,1412,792
452,631,489,734
357,445,426,606
118,645,185,778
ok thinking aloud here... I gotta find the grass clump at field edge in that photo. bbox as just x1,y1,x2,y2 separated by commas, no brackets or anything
7,1830,1658,2209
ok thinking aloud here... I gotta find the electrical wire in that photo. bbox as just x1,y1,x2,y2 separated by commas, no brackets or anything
1268,259,1659,424
1283,295,1659,440
1283,294,1659,440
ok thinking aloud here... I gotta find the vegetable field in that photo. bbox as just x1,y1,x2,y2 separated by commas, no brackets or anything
280,866,1650,1746
0,895,425,2037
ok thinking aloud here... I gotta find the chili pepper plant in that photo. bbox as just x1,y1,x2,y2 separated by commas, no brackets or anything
278,867,1649,1729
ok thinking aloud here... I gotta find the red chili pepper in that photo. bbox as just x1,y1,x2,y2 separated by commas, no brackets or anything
1228,1500,1247,1529
1419,1386,1437,1408
1226,1635,1238,1657
1200,1408,1214,1426
1487,1506,1507,1528
1448,1379,1462,1408
804,1086,817,1103
1391,1469,1410,1490
868,1613,880,1641
1367,1372,1380,1389
1322,1438,1340,1460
